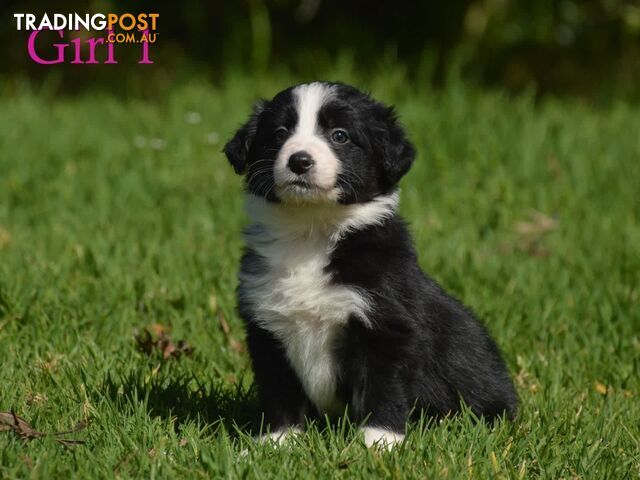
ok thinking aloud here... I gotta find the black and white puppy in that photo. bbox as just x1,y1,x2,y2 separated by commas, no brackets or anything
224,82,517,448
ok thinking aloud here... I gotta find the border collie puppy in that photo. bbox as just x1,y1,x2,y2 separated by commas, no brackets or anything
224,82,517,448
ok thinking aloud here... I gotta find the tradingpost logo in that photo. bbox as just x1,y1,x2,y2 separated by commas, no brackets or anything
13,12,159,64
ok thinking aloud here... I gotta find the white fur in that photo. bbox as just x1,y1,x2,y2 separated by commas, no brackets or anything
256,427,303,445
240,192,399,416
274,82,341,202
240,427,302,455
361,427,405,448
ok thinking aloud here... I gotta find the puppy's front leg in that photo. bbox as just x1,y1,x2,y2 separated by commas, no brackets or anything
245,322,310,443
354,376,408,449
347,324,412,449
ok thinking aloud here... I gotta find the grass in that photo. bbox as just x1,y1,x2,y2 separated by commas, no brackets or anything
0,73,639,479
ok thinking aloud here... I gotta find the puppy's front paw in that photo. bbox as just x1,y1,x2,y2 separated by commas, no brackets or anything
240,427,303,456
256,427,303,446
361,427,405,449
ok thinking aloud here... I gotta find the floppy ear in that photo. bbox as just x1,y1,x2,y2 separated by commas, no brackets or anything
373,106,416,185
223,100,266,174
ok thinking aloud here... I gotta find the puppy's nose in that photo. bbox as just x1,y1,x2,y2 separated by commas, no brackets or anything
288,151,314,175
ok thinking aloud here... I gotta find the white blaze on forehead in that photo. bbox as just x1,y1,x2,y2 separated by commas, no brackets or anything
293,82,331,136
274,82,341,202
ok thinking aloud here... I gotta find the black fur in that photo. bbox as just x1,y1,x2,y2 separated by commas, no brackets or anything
224,99,267,175
224,82,517,436
330,219,518,426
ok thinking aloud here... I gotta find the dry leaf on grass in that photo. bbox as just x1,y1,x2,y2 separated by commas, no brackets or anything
594,381,610,395
0,412,36,437
0,411,87,447
218,313,231,336
515,210,558,237
217,311,245,353
501,209,559,257
134,325,194,360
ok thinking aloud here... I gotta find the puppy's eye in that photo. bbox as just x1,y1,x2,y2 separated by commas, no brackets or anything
274,126,288,142
331,129,349,144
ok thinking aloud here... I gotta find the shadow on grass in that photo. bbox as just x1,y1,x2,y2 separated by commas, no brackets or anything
94,365,515,444
97,368,261,437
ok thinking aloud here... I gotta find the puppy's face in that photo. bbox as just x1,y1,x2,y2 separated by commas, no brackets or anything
224,82,415,204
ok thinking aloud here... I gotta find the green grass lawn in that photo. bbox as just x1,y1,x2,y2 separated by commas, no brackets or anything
1,73,639,479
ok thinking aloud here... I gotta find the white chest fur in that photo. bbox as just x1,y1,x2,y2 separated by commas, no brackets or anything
239,194,398,415
240,223,369,415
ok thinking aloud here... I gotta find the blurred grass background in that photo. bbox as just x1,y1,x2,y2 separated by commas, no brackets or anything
1,0,640,101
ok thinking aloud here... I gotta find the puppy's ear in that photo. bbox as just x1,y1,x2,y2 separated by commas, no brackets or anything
373,106,416,185
223,100,266,174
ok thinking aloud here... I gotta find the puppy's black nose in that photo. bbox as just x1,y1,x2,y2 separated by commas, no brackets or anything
288,151,314,174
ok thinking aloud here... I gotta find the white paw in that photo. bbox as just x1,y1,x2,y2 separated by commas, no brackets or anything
361,427,405,449
240,427,303,456
256,427,303,446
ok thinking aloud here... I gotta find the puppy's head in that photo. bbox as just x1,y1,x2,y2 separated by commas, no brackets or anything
224,82,415,204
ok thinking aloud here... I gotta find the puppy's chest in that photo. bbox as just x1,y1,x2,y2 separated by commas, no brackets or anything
241,232,369,414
